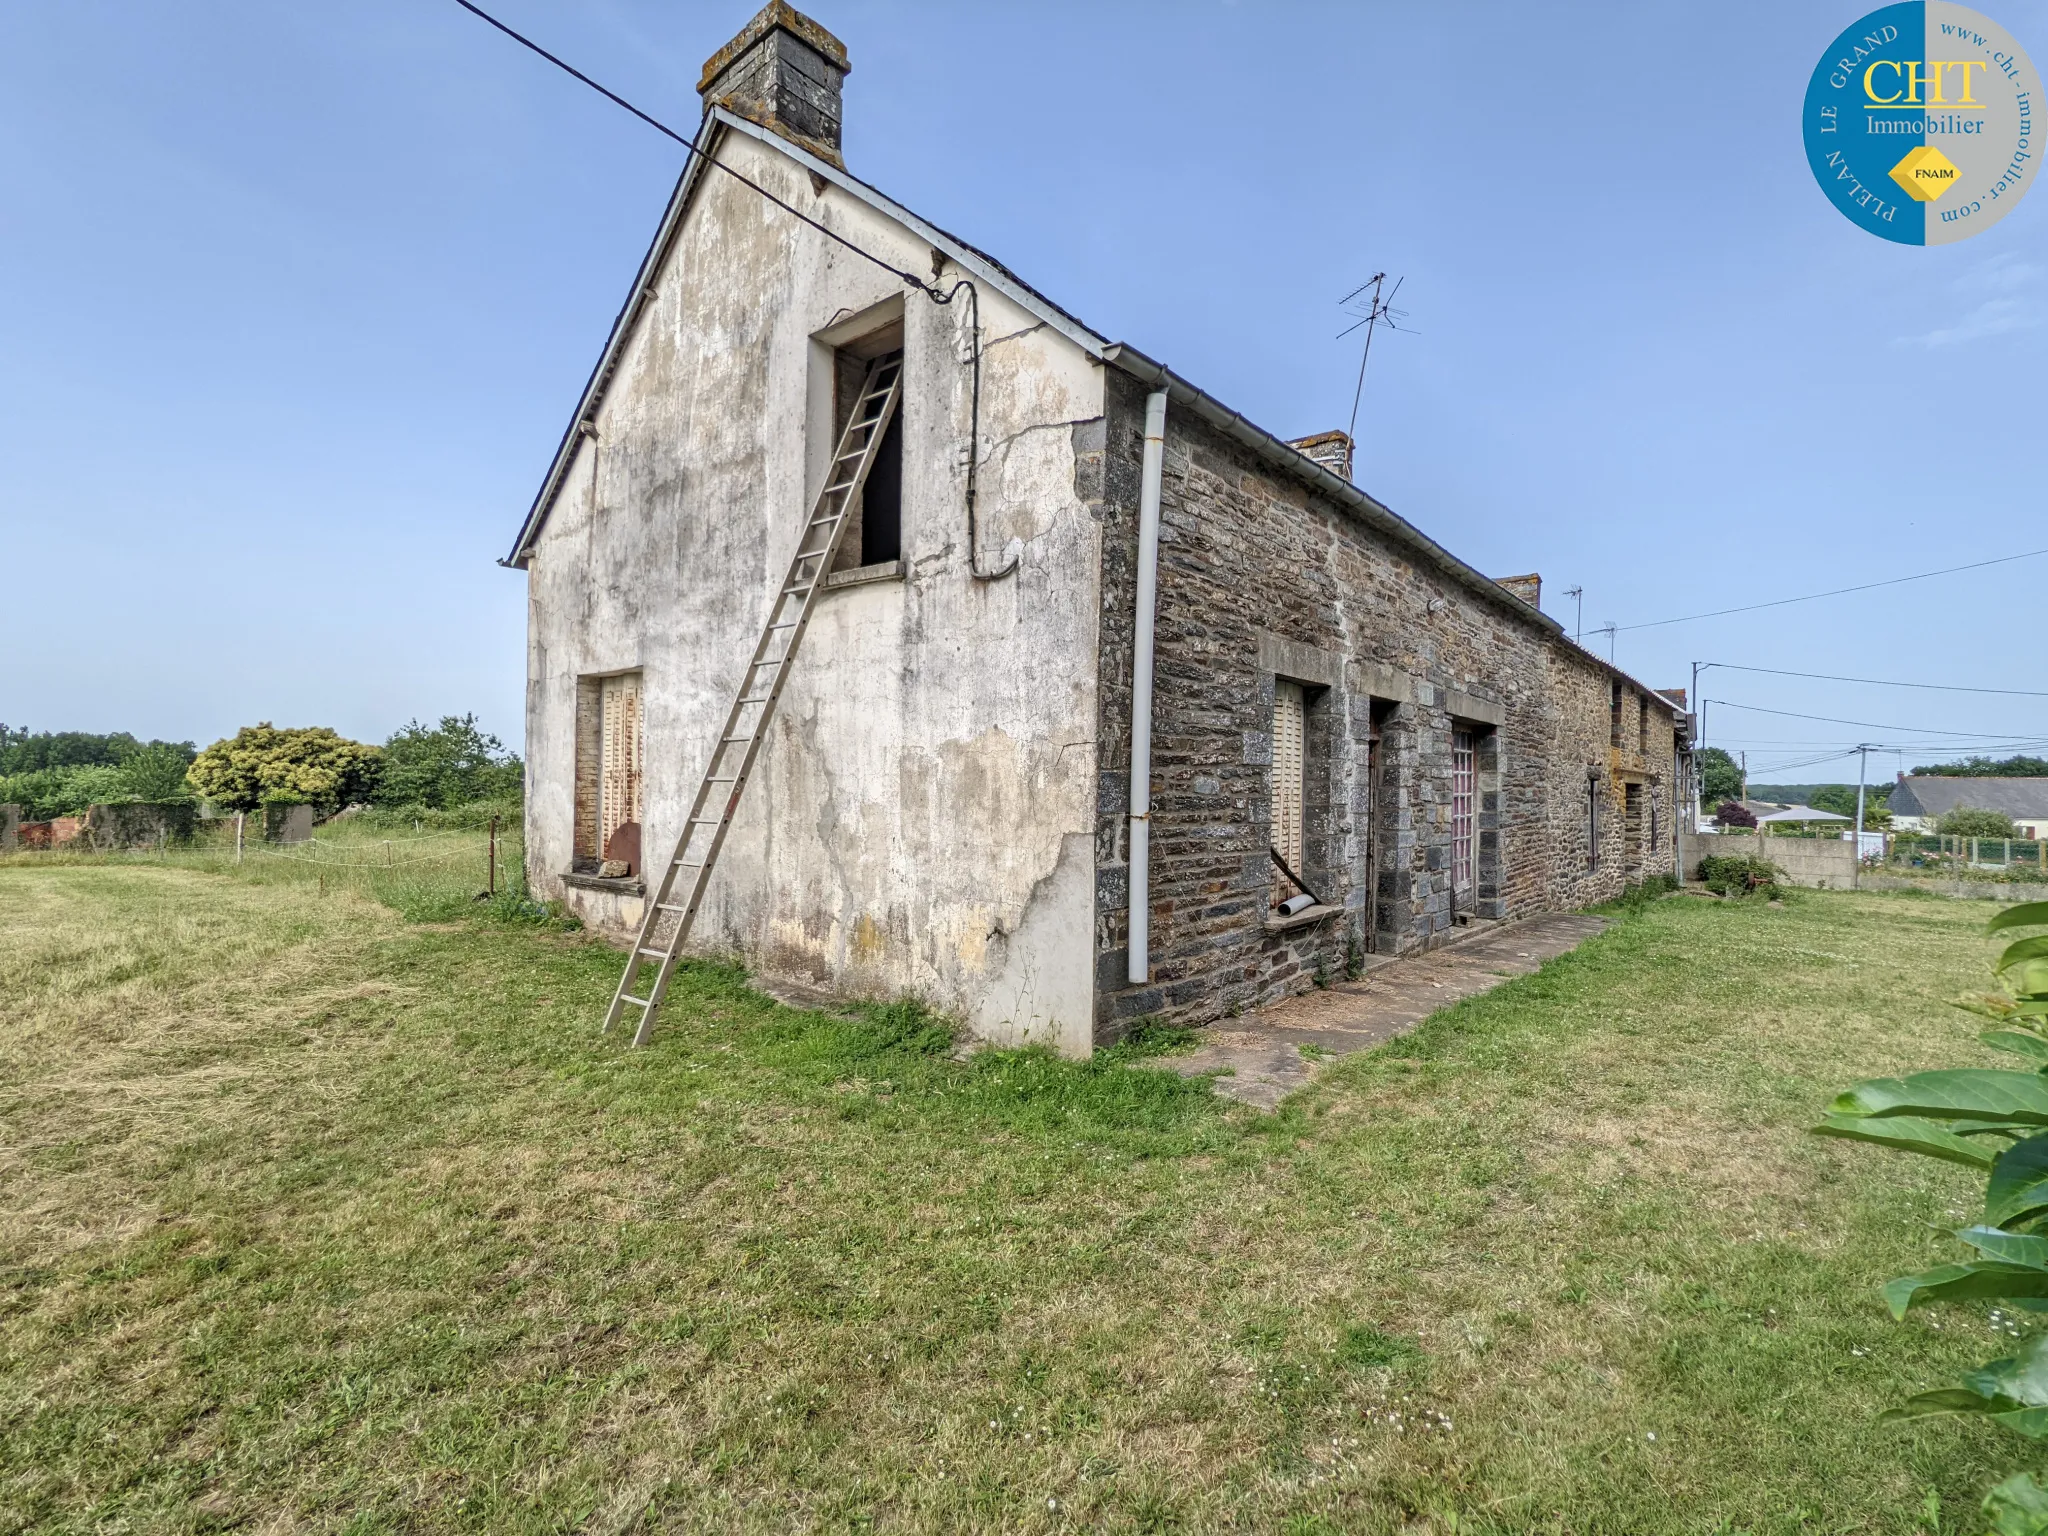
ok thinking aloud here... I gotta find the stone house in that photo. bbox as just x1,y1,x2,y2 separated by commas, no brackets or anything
505,3,1689,1056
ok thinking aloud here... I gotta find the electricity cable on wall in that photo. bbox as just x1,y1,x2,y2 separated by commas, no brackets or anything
451,0,1016,580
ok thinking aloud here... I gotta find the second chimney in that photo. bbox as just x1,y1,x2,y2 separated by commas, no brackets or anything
1288,430,1354,482
699,3,851,168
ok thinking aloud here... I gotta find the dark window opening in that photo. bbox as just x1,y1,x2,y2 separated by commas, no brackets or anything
1637,694,1649,754
1609,679,1624,748
829,336,904,575
860,398,903,566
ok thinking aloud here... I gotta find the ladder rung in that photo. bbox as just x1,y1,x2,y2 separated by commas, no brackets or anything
767,620,800,630
690,816,725,825
720,734,754,744
656,900,693,912
637,946,669,960
619,994,652,1008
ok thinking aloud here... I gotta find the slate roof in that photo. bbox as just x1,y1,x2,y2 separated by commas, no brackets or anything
1889,777,2048,819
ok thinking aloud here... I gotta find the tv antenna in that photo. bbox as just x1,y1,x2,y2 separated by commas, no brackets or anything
1563,585,1584,645
1337,273,1415,444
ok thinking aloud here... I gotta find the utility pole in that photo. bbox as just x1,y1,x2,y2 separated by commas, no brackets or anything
1852,743,1871,889
1740,751,1748,804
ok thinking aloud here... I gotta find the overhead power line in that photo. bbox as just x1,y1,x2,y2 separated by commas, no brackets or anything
1704,662,2048,698
1618,546,2048,633
450,0,942,300
1705,699,2048,740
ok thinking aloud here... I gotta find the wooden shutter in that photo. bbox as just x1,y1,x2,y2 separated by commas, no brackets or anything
600,672,643,853
1272,682,1306,899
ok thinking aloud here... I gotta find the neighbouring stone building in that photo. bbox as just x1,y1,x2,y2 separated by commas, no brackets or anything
507,2,1689,1055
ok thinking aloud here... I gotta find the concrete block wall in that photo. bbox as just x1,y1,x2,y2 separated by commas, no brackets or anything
1683,830,1857,889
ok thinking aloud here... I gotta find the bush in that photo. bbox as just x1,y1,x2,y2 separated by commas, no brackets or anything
0,763,129,820
1940,806,2021,839
1715,799,1758,829
377,715,522,810
1697,853,1783,898
187,725,381,814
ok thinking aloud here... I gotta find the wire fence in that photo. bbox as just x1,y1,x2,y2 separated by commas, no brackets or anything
1888,833,2048,874
4,814,530,916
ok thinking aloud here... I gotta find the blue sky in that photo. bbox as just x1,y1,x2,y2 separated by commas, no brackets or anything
3,0,2043,784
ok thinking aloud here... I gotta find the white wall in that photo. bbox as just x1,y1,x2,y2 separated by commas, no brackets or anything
525,127,1105,1054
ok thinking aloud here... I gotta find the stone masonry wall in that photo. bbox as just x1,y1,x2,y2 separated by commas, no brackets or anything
1094,406,1680,1037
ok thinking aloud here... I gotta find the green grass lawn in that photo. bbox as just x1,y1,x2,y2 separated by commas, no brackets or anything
0,865,2022,1534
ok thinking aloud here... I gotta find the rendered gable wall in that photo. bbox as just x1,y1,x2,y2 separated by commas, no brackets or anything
524,127,1106,1054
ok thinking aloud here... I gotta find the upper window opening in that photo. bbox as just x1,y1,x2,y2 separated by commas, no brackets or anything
825,322,905,575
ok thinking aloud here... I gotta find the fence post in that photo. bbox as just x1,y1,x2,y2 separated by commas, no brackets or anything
488,814,498,900
235,812,244,865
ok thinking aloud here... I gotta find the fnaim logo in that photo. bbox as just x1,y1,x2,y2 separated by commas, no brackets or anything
1804,2,2039,243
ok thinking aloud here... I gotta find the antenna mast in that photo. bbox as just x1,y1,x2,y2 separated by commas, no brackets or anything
1337,273,1413,447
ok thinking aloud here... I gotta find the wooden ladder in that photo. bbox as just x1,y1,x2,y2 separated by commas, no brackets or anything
603,352,904,1046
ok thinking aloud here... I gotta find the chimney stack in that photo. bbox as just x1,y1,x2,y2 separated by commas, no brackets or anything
1288,430,1353,482
1494,573,1542,609
699,3,850,168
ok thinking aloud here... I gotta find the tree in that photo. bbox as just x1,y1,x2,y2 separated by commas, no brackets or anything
187,725,381,814
116,743,196,801
1913,754,2048,779
1716,799,1757,828
1698,747,1742,805
1939,807,2020,839
377,715,523,810
0,726,193,777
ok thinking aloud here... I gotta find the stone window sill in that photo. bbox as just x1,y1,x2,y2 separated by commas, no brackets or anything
562,870,646,897
1263,902,1342,935
825,559,904,590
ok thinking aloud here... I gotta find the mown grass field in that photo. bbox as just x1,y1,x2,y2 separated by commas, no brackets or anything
0,861,2022,1534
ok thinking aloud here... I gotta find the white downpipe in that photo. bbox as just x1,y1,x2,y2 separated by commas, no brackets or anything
1128,390,1169,986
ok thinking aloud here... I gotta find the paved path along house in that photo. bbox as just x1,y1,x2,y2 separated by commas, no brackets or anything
1165,914,1609,1108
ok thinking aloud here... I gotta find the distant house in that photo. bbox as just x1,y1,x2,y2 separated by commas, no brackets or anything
1890,776,2048,838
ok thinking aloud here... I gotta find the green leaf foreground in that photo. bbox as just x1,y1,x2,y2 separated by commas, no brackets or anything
1961,1227,2048,1268
1812,1113,1995,1169
1999,934,2048,976
1984,1029,2048,1065
1829,1070,2048,1125
1829,902,2048,1513
1882,1262,2048,1320
1986,1471,2048,1536
1989,1137,2048,1229
1990,903,2048,936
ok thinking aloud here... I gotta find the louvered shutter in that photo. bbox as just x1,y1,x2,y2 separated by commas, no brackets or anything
1272,681,1305,901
